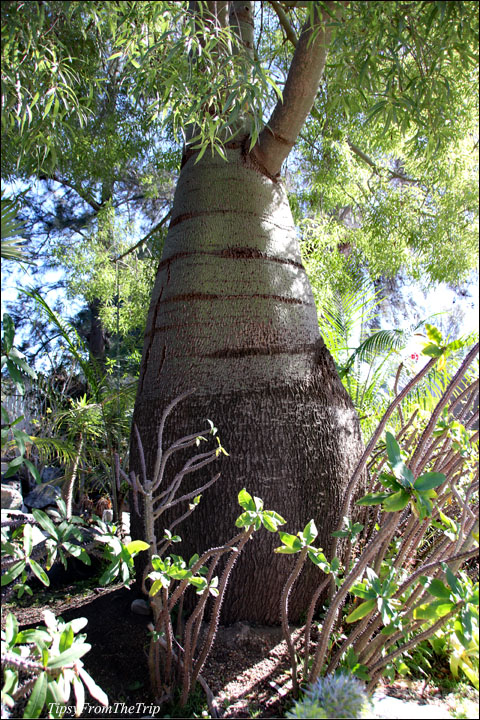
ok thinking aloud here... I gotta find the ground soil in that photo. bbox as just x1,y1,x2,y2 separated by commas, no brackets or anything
2,580,478,719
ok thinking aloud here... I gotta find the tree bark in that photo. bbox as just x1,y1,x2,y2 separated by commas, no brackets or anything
131,146,364,623
87,298,107,363
252,1,341,177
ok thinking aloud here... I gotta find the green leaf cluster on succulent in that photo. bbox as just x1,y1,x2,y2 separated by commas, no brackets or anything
347,566,401,625
357,431,446,519
274,519,338,575
236,488,286,533
148,552,215,597
421,323,472,371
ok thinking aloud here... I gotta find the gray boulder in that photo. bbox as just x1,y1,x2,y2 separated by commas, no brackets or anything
1,483,23,510
40,466,64,483
131,598,151,616
24,483,61,509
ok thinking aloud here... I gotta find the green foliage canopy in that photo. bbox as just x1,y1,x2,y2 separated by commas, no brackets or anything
1,1,478,344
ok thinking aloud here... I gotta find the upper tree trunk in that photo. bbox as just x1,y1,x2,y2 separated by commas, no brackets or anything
131,146,364,624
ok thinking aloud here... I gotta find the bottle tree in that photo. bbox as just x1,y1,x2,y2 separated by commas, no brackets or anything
2,1,477,622
131,1,478,622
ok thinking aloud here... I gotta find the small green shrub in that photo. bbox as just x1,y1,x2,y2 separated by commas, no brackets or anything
1,499,148,598
1,610,108,719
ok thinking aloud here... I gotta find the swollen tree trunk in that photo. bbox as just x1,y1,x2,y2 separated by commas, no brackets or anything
131,146,364,623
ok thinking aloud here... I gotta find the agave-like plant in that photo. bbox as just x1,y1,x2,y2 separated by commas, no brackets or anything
286,673,369,719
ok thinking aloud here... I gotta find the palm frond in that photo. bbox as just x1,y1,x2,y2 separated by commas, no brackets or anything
1,236,29,261
344,329,405,371
21,289,103,395
319,278,382,360
30,436,78,465
1,195,31,263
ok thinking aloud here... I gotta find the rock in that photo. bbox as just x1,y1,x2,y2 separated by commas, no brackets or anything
102,508,113,523
40,466,64,483
1,483,23,509
234,622,252,644
131,598,151,616
370,692,453,719
1,508,35,523
24,483,61,509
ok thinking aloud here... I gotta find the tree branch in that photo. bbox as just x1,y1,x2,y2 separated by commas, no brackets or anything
346,138,422,185
268,1,298,47
229,1,254,57
252,1,344,177
114,210,171,262
39,173,101,212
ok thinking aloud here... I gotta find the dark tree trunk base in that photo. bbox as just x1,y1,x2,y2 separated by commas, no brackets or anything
131,341,363,624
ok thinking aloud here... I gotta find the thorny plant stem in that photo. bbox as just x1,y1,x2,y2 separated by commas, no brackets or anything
156,449,217,508
12,677,38,702
310,513,399,681
356,548,479,663
180,555,221,706
150,621,161,697
320,352,478,679
154,636,219,718
191,528,255,689
455,481,479,555
151,389,195,488
156,464,219,509
154,462,219,519
130,392,244,709
303,576,330,678
329,602,387,673
366,604,462,692
393,362,404,426
410,344,479,475
181,596,208,706
63,433,84,520
364,619,425,670
280,547,308,697
392,513,419,569
191,556,223,669
162,586,173,683
168,532,246,611
333,357,437,558
2,652,60,675
327,609,372,674
449,378,479,414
